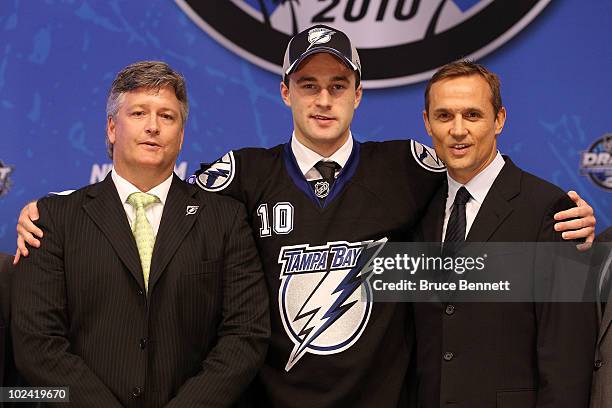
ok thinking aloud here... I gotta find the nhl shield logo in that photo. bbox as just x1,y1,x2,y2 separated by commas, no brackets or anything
313,180,330,198
195,151,236,192
278,238,387,371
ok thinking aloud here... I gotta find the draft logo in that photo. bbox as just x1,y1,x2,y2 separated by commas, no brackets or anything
278,238,386,371
580,133,612,191
176,0,551,87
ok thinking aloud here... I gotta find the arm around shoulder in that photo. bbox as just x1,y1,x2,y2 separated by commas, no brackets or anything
533,194,597,407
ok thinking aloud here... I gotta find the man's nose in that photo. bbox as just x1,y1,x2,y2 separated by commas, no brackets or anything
145,115,160,135
315,89,332,108
450,114,468,137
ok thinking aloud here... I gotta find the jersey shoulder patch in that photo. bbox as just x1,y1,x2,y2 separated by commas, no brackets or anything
192,151,236,192
410,140,446,172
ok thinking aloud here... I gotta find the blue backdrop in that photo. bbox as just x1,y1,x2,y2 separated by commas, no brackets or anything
0,0,610,253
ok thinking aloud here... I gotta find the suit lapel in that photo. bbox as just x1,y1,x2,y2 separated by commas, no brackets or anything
444,158,518,294
597,250,612,344
600,301,612,345
467,158,520,243
421,158,521,244
148,175,203,292
83,174,145,290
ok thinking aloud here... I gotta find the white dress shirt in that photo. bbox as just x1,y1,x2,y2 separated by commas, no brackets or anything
291,132,353,180
442,152,506,242
111,169,173,237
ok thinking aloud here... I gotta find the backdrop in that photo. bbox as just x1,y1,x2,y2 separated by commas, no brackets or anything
0,0,610,253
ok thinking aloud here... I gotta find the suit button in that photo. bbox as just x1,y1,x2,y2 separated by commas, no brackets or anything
139,338,148,350
443,351,454,361
132,387,142,397
137,289,144,296
445,304,455,315
594,360,604,370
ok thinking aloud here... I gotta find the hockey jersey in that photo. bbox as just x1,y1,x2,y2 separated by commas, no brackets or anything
193,139,444,407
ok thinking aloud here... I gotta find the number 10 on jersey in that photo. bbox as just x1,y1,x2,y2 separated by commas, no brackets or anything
257,203,294,237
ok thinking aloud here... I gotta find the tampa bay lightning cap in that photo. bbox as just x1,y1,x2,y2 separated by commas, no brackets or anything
282,24,361,84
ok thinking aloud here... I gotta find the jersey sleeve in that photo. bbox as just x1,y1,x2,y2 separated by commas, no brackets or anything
190,150,247,203
407,138,446,192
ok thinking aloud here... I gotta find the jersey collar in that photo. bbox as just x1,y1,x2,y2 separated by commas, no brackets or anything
290,131,354,177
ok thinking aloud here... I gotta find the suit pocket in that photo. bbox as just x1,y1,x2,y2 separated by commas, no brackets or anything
496,389,536,408
178,260,223,338
182,259,222,276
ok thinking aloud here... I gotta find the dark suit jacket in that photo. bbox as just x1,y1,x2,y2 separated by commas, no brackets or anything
0,252,11,388
591,227,612,408
12,174,270,407
413,157,597,408
0,254,32,408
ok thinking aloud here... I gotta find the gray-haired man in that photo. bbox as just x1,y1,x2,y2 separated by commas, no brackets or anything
12,61,269,407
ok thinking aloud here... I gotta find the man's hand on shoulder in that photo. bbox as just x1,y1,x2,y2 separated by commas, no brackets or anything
553,190,596,250
14,201,41,264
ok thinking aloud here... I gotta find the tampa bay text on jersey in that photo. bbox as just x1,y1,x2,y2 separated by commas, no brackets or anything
278,238,387,371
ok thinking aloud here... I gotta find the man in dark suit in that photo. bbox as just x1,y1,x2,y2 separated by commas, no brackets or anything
11,61,269,407
1,253,31,408
0,252,11,388
591,227,612,408
413,61,598,407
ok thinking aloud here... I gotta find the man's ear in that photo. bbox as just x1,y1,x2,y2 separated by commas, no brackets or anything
354,83,363,109
423,110,433,137
495,107,507,135
107,115,116,145
280,81,291,108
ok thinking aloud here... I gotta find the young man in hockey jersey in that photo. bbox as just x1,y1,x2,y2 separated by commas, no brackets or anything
194,26,446,406
15,25,596,407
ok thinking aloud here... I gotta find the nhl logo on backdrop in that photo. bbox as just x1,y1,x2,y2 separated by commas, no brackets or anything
176,0,551,88
580,133,612,191
0,160,14,197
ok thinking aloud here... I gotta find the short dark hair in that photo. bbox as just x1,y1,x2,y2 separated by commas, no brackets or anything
424,60,502,116
105,61,188,158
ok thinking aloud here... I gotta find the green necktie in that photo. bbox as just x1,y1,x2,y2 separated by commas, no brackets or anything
127,192,160,292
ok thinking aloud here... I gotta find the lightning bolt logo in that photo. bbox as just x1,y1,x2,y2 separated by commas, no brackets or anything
203,168,230,187
195,151,236,192
278,238,387,371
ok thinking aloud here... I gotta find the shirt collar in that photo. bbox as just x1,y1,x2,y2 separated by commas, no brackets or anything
290,132,354,176
447,152,506,205
111,168,173,205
